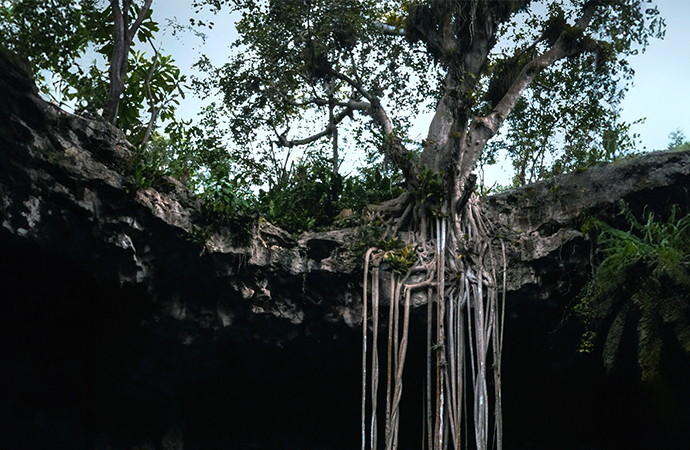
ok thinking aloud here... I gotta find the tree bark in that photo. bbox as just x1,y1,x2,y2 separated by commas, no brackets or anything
106,0,153,125
409,0,605,223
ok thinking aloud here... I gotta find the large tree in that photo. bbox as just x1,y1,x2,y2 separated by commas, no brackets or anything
193,1,664,449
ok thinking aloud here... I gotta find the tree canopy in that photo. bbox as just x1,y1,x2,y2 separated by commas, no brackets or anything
193,0,664,197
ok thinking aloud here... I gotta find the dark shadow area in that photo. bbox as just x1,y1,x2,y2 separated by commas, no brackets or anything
0,232,362,450
502,286,690,450
1,230,688,450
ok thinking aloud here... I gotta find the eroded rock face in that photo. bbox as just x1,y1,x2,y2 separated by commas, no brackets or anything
0,48,364,349
2,49,689,450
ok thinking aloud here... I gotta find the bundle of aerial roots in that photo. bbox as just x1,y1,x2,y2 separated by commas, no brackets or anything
361,197,506,450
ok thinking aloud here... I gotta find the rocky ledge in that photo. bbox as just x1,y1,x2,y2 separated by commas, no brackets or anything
2,48,689,450
3,43,689,338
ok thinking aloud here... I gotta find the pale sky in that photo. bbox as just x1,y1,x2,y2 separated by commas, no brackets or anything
618,0,690,150
152,0,690,183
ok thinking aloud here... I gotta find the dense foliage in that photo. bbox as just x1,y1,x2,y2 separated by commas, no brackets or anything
192,0,664,195
0,0,185,144
0,0,103,94
576,201,690,381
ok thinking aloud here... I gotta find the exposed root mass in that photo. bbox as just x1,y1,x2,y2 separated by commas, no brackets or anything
362,193,506,450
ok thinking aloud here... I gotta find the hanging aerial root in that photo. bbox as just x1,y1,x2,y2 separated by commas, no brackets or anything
371,266,380,450
362,248,374,450
362,248,373,450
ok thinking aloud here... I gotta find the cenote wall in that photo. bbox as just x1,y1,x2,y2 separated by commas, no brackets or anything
2,233,689,450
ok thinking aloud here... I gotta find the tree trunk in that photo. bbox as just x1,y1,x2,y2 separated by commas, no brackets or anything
106,0,153,126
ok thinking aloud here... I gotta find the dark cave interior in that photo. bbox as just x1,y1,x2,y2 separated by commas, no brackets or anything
1,232,689,450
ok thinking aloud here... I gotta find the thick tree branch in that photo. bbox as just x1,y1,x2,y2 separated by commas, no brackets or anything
335,100,370,110
326,68,375,103
326,68,393,133
492,1,600,132
273,107,352,148
464,0,603,170
277,67,418,184
326,67,417,184
374,22,407,37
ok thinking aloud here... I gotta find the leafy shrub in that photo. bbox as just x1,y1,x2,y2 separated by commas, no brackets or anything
131,140,172,188
576,201,690,381
258,155,340,233
667,129,690,152
384,243,417,274
341,164,405,213
198,174,256,242
258,154,404,234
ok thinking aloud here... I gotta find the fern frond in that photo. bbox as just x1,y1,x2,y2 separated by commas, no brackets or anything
637,305,662,382
675,322,690,353
575,201,690,381
602,304,629,374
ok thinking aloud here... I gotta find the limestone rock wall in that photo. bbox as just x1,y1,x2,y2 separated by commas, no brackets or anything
2,48,689,450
